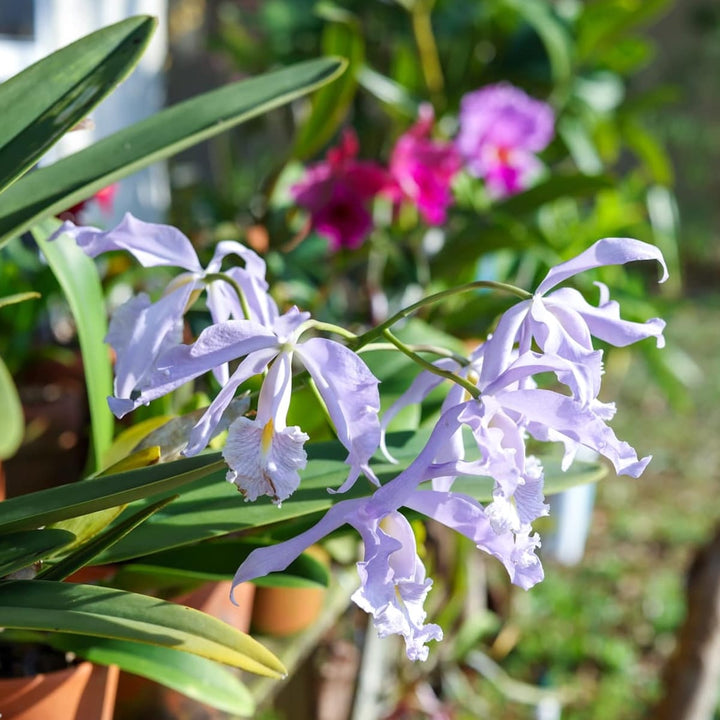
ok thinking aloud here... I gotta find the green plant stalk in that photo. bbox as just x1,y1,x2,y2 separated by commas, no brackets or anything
204,272,252,320
381,328,480,399
352,280,531,348
410,0,445,98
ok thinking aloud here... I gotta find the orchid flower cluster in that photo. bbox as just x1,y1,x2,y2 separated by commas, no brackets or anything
53,215,667,662
292,83,554,251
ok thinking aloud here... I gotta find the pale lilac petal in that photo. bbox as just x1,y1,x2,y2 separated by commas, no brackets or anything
479,303,529,385
231,499,364,592
548,286,666,349
536,237,669,296
297,338,381,492
497,388,651,477
404,490,544,589
54,213,203,271
184,348,278,455
380,358,457,462
352,511,442,661
106,283,192,409
207,240,268,278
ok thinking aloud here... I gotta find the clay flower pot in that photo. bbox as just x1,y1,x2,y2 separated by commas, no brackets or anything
0,661,119,720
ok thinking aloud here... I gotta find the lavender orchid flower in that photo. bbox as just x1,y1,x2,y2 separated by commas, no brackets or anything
53,213,273,395
233,402,545,660
480,237,669,391
114,307,382,500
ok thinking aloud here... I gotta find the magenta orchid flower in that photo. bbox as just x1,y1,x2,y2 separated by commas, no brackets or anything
292,129,389,251
456,83,554,198
388,104,462,225
53,213,274,396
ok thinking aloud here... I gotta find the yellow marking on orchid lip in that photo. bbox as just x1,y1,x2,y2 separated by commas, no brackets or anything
261,418,274,455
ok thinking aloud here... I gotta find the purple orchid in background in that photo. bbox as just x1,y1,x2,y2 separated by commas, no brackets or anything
292,129,389,251
53,213,274,396
387,104,462,225
456,83,555,198
114,306,382,500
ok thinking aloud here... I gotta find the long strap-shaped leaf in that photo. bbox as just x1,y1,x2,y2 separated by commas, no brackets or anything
0,580,285,677
0,57,346,247
0,16,156,194
33,219,113,468
0,453,225,535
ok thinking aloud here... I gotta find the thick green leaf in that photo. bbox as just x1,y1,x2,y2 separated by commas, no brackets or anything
118,538,330,589
0,354,24,460
0,580,285,677
0,454,226,536
37,496,175,581
49,635,255,716
32,218,113,469
0,57,347,246
0,16,155,193
0,529,76,577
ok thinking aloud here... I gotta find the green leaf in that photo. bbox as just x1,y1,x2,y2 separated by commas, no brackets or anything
293,17,363,159
37,495,176,581
0,454,226,536
0,354,24,460
117,539,330,589
0,580,285,677
49,636,255,716
32,218,113,469
0,529,76,577
0,57,347,247
0,16,155,193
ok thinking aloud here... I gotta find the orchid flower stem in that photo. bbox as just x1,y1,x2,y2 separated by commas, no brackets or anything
357,342,469,366
204,272,252,320
381,328,480,399
353,280,531,348
301,320,358,341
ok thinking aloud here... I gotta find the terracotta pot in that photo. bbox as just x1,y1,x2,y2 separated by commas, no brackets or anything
0,661,119,720
251,583,327,637
173,580,255,633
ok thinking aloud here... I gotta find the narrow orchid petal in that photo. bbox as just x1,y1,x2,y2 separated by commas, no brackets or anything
224,266,279,327
548,286,667,349
404,490,543,589
479,303,529,385
231,500,364,593
484,351,597,406
107,283,191,404
184,348,277,455
380,358,457,462
536,237,668,296
497,388,651,477
156,320,277,377
207,240,268,279
297,338,382,491
54,213,203,271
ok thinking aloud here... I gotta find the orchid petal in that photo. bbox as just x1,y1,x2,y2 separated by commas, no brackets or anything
54,213,203,271
297,338,381,492
536,237,668,296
